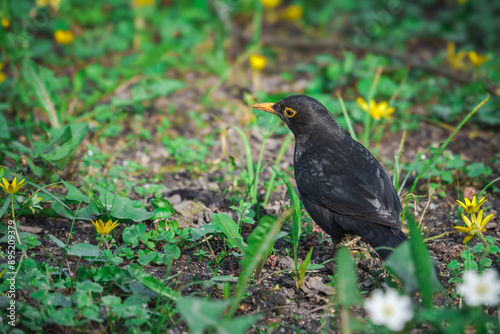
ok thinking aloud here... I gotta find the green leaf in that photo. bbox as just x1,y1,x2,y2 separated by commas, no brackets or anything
123,224,146,247
127,264,178,300
275,168,301,273
76,280,104,293
138,251,158,266
111,79,185,107
48,307,76,327
21,60,60,129
335,247,362,307
176,297,261,334
24,157,44,178
63,182,91,203
95,186,155,222
67,243,101,258
473,243,485,253
48,234,68,249
190,223,220,241
162,243,181,262
298,247,314,289
0,112,10,139
0,197,11,219
407,212,442,307
151,198,176,219
211,213,247,254
228,207,293,316
479,257,492,268
385,234,443,295
447,260,461,270
41,123,89,168
466,162,491,178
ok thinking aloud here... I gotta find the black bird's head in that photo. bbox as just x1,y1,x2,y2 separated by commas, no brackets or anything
252,95,341,138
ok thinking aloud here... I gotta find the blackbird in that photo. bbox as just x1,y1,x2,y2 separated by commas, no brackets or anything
253,95,406,260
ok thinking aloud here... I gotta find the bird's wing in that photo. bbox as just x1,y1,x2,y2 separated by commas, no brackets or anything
295,138,403,228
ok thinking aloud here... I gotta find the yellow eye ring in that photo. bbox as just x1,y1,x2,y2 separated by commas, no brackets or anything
284,107,296,118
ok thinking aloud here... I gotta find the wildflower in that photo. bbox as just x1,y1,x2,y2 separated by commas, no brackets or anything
282,5,303,21
1,18,9,28
250,54,267,71
0,177,26,194
29,195,44,214
36,0,61,10
364,288,413,331
91,219,120,236
0,62,5,84
457,270,500,306
447,42,467,71
454,209,494,244
260,0,281,9
456,195,487,214
54,30,74,45
356,97,395,120
468,51,489,68
135,0,154,7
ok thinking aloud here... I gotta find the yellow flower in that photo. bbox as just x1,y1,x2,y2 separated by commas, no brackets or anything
0,72,5,84
260,0,281,9
1,18,9,28
54,30,74,45
447,42,467,71
456,195,487,214
135,0,154,6
356,97,395,120
282,5,303,21
454,210,494,244
468,51,489,68
91,219,120,236
250,54,267,71
0,177,26,194
456,0,467,3
36,0,61,10
0,268,5,279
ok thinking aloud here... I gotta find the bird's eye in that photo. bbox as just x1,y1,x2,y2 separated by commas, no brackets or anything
284,107,296,118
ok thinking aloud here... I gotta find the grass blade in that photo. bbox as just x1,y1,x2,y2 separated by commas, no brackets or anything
21,60,60,128
274,167,302,275
263,132,293,207
230,126,254,197
228,207,293,317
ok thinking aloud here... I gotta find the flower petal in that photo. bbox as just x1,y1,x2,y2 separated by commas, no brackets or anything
453,226,471,233
480,213,495,229
461,213,472,228
463,234,474,244
456,200,468,211
356,97,368,111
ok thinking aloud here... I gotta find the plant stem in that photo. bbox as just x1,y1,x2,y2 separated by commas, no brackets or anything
336,91,357,141
362,66,383,148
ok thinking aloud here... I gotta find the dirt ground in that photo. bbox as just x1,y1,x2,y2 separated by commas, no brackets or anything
17,79,500,332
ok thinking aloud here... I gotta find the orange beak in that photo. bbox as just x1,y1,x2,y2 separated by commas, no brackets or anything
252,102,276,115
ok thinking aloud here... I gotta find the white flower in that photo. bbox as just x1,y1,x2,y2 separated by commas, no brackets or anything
457,269,500,306
364,288,413,331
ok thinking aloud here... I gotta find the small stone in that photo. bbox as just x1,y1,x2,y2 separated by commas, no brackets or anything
463,187,477,200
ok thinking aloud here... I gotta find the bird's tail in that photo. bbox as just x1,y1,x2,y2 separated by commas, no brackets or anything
359,225,407,260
